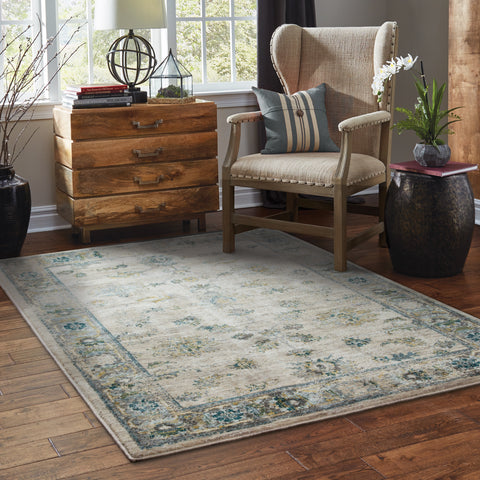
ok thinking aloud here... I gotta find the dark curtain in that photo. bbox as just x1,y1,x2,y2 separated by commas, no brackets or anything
257,0,317,208
257,0,317,92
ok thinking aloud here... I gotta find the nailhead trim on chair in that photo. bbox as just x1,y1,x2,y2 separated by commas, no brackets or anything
231,170,385,187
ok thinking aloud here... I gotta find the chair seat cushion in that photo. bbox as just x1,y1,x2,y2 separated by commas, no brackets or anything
230,152,386,187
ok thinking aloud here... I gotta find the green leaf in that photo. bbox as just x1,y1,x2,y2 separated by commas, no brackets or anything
393,75,461,144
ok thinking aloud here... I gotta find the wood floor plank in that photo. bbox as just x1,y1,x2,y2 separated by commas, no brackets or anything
0,385,69,412
0,316,25,331
0,439,58,470
65,420,361,480
347,385,480,430
0,353,13,367
0,369,67,395
0,412,94,448
457,400,480,422
288,411,479,469
171,452,306,480
0,396,89,428
9,345,52,363
364,429,480,477
0,357,59,381
0,326,34,342
50,427,115,455
387,460,480,480
274,458,384,480
0,303,22,324
62,382,80,398
68,451,305,480
0,445,128,480
0,336,42,355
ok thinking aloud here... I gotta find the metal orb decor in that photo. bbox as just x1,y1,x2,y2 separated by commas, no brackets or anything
106,29,156,102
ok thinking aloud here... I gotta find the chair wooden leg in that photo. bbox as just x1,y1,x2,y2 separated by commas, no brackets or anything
286,192,299,221
378,181,388,247
333,188,347,271
222,180,235,253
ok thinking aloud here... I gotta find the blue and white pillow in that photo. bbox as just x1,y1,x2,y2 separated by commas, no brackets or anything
253,83,339,154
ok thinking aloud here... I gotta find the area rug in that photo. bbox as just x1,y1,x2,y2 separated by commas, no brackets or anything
1,230,480,461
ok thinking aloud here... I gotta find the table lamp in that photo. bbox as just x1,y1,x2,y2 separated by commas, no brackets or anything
94,0,167,103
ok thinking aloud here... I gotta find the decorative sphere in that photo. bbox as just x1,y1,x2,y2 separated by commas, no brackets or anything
106,32,156,87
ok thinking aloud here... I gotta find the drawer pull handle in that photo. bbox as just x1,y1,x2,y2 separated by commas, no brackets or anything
132,119,163,129
135,202,166,213
133,175,165,185
132,148,163,159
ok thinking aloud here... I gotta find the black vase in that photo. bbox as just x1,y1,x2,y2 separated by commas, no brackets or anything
0,166,31,258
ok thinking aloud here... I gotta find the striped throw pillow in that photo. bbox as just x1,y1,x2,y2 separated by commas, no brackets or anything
253,84,339,154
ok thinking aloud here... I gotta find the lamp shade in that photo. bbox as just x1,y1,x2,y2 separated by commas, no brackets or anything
94,0,167,30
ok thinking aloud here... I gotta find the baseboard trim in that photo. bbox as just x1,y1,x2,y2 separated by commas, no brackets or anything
28,192,480,233
28,205,71,233
218,186,263,210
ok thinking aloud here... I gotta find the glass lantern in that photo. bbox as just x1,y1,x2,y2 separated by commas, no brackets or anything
149,49,193,100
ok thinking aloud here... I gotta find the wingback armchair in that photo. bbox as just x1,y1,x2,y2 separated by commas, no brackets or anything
222,22,398,271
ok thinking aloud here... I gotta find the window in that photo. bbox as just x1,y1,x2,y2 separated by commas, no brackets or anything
168,0,257,92
0,0,257,102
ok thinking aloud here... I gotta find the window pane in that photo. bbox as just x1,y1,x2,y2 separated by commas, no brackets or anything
205,0,229,17
176,0,201,17
206,21,231,82
235,21,257,82
235,1,256,17
1,24,35,97
58,0,86,19
1,0,31,21
59,25,89,89
176,21,202,83
93,30,122,84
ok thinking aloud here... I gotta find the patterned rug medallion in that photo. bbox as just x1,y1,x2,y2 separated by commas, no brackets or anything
1,229,480,460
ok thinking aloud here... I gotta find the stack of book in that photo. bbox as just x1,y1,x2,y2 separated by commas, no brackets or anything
62,84,133,109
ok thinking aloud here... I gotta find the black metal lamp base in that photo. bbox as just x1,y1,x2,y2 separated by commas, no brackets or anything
129,89,148,104
106,30,156,104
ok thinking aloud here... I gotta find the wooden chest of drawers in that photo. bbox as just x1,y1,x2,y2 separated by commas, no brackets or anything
53,101,218,243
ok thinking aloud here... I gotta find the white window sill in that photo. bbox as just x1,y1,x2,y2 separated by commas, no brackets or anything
26,90,258,121
195,89,258,108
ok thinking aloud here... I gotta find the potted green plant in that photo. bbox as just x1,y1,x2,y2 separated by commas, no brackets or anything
0,19,82,258
372,55,461,167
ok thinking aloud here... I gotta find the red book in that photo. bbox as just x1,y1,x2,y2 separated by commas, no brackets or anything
390,161,478,177
65,83,128,94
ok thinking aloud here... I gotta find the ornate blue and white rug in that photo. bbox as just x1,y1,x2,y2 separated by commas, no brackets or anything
1,229,480,460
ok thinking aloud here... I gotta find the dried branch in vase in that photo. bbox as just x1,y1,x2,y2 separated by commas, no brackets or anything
0,17,84,166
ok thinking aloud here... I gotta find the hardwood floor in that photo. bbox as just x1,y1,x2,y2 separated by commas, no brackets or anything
2,202,480,479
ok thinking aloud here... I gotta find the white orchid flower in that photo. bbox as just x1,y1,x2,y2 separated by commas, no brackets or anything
372,53,419,101
396,54,418,71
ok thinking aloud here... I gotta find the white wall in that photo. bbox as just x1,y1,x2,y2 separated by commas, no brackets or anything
12,0,451,231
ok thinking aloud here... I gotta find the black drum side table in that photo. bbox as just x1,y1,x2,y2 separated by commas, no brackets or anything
385,161,477,277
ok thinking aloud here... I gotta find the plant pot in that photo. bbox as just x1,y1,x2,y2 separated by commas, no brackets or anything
0,166,31,258
413,143,451,167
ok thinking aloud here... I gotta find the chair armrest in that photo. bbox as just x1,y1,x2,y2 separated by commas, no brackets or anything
227,111,263,124
223,111,263,171
334,110,391,184
338,110,391,132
